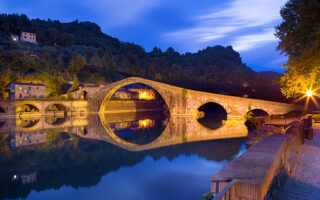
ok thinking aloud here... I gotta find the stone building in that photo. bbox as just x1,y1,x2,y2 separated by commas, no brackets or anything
20,31,36,44
114,88,139,100
7,82,46,99
128,88,156,100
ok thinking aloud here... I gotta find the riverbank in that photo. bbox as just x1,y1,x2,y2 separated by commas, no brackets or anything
280,125,320,199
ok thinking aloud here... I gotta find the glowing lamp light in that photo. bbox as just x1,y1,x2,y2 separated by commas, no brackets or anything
306,90,313,97
139,119,152,128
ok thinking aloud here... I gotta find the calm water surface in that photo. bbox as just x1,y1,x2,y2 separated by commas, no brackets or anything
0,111,247,200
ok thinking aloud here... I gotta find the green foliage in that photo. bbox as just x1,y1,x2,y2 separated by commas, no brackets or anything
245,118,261,131
67,74,79,93
275,0,320,98
0,14,288,102
245,111,253,120
203,192,214,200
182,135,187,143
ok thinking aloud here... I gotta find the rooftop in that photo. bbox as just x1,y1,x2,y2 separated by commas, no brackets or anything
8,82,46,86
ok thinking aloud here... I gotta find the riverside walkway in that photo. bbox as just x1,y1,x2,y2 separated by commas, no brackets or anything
280,125,320,199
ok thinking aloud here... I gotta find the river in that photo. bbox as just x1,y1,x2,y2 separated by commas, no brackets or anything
0,111,248,200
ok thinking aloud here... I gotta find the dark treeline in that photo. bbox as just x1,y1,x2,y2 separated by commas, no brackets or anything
0,14,286,102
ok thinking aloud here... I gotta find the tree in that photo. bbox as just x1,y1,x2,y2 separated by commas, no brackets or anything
275,0,320,98
68,74,80,93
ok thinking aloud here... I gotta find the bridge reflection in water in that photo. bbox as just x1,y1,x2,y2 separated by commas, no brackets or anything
0,111,248,151
0,111,249,200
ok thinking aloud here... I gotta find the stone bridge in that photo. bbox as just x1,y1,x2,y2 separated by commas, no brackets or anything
89,77,302,118
0,100,88,116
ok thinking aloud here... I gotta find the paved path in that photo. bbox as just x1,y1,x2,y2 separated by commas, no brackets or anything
265,117,301,126
280,125,320,200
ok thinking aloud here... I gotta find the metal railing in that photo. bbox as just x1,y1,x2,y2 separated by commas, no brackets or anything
205,179,238,200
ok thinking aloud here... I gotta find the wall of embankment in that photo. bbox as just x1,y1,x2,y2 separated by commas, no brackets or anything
211,117,311,200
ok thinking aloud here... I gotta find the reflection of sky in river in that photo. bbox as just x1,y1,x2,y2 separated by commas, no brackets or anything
25,152,238,200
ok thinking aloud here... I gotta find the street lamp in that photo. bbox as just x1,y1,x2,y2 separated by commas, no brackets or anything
306,90,313,97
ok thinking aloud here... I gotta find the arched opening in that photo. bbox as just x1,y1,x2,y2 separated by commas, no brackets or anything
98,81,170,146
103,83,169,113
81,126,88,135
107,111,168,145
16,118,40,128
246,109,269,118
245,109,268,131
0,107,5,113
45,104,67,125
45,116,67,125
196,102,227,130
15,104,40,113
80,91,88,100
45,104,67,113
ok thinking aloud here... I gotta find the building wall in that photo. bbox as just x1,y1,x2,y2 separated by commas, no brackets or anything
10,131,47,148
20,32,36,43
12,84,46,99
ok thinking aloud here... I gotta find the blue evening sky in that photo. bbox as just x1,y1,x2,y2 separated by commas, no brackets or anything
0,0,288,72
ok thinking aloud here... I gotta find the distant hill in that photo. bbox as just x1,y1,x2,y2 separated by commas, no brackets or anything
0,13,286,102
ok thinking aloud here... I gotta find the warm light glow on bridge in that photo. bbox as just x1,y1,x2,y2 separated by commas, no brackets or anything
139,119,153,128
139,91,154,100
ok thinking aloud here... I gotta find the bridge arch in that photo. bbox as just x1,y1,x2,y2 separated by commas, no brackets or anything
194,102,228,130
15,104,40,113
16,118,40,128
98,78,173,114
80,90,88,100
45,104,67,114
246,109,269,118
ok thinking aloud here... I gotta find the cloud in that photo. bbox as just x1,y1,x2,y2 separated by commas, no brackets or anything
199,0,286,27
166,26,238,43
80,0,160,27
231,29,278,51
165,0,286,50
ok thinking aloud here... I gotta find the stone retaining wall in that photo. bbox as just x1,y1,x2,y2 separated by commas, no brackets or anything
211,119,307,199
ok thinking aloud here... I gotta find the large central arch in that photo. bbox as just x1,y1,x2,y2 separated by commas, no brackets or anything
99,80,172,114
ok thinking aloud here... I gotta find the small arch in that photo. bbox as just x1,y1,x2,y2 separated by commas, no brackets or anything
246,109,269,118
196,102,227,130
15,104,40,113
45,116,67,125
16,118,40,128
45,104,67,114
80,90,88,100
245,109,268,131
